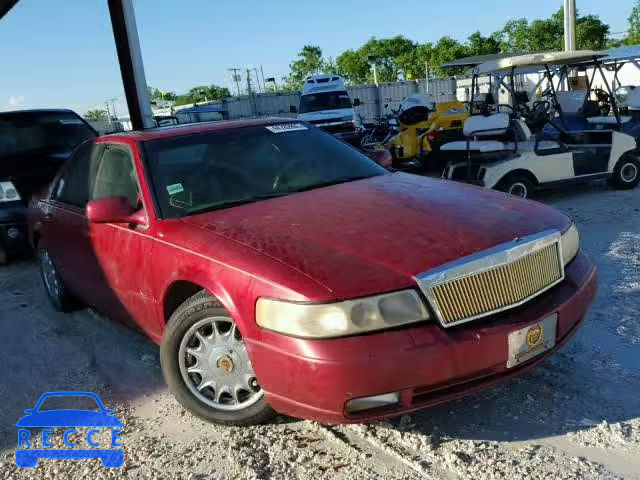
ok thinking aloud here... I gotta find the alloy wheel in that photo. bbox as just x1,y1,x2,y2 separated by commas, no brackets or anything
178,316,263,411
41,250,60,300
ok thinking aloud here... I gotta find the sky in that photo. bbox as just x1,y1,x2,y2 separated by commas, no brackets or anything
0,0,636,116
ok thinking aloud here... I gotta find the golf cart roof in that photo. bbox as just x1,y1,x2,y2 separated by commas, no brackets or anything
476,50,604,74
597,45,640,63
441,52,525,69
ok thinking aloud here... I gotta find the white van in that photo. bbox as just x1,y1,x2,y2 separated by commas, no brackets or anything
292,75,361,144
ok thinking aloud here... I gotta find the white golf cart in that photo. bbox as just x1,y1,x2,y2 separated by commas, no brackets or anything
441,51,640,198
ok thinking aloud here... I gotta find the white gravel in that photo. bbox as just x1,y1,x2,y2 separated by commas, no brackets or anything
0,180,638,479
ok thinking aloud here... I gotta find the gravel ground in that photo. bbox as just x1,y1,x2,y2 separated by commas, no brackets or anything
0,180,638,479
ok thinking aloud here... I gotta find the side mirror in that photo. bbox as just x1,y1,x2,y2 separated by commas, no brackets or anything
289,105,298,114
86,196,135,224
364,148,393,169
353,98,361,107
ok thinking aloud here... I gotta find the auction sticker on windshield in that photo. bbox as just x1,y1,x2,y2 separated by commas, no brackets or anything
507,314,557,368
266,123,308,134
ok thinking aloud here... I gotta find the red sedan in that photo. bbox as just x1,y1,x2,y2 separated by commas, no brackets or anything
28,119,597,425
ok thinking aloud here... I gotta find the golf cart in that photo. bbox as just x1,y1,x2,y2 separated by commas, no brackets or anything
545,45,640,138
441,51,640,198
447,52,557,133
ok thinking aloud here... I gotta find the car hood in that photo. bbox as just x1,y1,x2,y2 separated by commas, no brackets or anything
0,150,71,202
181,173,571,299
16,410,123,428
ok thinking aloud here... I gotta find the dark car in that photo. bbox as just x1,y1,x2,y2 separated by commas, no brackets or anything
0,109,97,263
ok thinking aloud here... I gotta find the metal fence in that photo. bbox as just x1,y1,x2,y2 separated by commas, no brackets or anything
176,78,458,124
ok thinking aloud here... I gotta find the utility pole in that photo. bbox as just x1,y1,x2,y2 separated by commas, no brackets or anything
564,0,577,51
105,101,114,130
108,97,118,119
228,68,242,96
253,68,263,93
260,65,267,93
245,69,253,95
425,61,430,94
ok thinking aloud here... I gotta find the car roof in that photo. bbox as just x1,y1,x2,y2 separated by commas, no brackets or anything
476,50,605,74
0,108,81,117
103,117,298,142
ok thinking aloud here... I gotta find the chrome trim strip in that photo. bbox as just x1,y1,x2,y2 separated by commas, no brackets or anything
414,229,564,328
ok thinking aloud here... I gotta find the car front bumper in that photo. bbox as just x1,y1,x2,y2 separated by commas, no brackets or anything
0,202,29,256
247,250,597,424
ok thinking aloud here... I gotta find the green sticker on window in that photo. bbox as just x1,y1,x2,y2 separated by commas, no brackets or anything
166,183,184,195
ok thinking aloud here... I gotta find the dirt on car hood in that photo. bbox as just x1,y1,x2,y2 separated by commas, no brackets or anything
181,173,571,299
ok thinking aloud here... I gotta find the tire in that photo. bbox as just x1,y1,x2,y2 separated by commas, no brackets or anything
498,175,534,199
38,245,77,312
610,156,640,190
160,290,275,426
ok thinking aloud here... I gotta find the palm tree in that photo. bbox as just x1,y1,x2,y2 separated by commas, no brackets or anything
85,109,108,121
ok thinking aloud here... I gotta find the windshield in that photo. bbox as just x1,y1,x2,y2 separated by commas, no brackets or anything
143,123,386,219
0,111,96,158
299,91,352,114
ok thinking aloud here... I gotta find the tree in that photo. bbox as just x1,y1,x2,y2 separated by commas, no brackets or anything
467,31,501,56
336,49,370,84
149,87,177,102
576,14,610,50
500,18,530,51
175,85,231,106
286,45,332,89
627,0,640,44
85,109,108,121
359,36,417,82
499,8,610,53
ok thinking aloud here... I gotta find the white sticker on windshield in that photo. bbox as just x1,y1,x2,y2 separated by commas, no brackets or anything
166,183,184,195
266,123,308,134
59,119,84,125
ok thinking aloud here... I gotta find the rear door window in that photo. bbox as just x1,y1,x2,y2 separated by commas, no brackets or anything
53,141,95,208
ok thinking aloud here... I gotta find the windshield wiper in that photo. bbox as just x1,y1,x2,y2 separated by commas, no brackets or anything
187,192,290,215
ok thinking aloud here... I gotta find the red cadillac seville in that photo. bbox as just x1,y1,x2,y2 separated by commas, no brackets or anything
28,119,597,425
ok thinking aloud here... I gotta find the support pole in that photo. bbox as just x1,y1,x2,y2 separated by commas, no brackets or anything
564,0,577,51
107,0,154,130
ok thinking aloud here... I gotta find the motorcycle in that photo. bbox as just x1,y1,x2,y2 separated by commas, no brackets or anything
385,94,469,171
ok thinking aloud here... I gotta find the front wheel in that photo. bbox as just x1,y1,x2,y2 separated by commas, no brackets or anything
160,291,275,426
610,156,640,190
38,246,77,312
498,175,534,199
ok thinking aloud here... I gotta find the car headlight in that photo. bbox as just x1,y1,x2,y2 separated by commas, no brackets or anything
560,223,580,266
256,290,429,339
0,181,21,203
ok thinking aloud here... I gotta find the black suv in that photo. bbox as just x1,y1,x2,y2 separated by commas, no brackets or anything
0,109,97,264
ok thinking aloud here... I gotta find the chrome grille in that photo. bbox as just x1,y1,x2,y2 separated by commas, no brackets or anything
415,230,564,327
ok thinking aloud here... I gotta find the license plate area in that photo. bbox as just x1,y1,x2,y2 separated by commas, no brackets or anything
507,314,558,368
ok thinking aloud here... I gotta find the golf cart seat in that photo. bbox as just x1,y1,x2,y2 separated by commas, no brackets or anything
441,113,514,154
441,140,514,153
624,87,640,111
463,112,510,137
587,116,633,125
